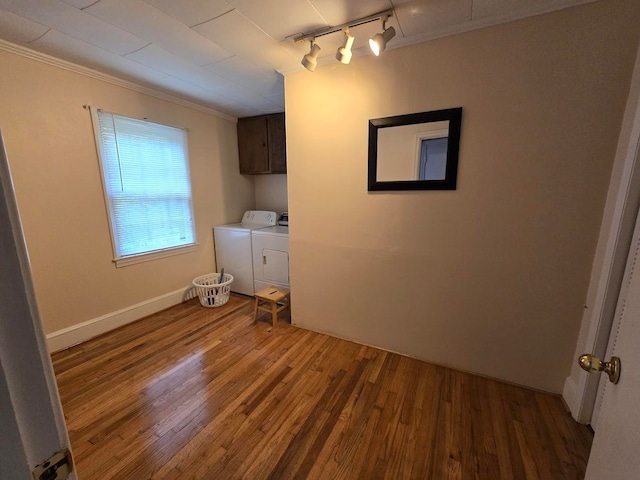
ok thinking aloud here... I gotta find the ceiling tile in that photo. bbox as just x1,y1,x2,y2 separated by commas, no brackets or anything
227,0,327,40
124,43,192,73
192,9,299,71
233,105,265,117
258,105,285,115
392,0,473,37
308,0,392,26
60,0,100,7
245,94,282,111
150,74,239,108
28,29,241,116
84,0,232,65
111,71,249,116
214,83,265,105
144,0,233,28
31,29,168,82
260,74,284,97
124,44,237,94
265,90,284,108
197,77,282,113
0,0,148,54
0,10,49,43
204,56,282,93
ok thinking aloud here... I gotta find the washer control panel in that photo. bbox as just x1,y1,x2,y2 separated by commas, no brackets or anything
241,210,277,227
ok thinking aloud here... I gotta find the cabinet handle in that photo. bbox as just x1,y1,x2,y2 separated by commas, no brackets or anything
263,255,267,265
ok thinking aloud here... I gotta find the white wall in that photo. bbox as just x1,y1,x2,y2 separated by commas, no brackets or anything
0,47,255,341
255,173,288,214
285,0,640,393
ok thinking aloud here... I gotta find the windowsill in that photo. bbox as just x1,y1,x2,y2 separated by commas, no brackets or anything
114,243,199,268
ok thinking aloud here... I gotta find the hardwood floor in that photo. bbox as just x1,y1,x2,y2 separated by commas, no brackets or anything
52,294,593,479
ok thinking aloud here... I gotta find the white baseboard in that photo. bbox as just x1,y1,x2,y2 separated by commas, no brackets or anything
562,375,578,415
46,286,194,352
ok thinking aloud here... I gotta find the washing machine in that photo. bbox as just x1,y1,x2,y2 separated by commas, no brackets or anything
251,225,290,293
213,211,276,296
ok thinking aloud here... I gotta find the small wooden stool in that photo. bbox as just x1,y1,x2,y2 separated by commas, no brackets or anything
253,287,290,327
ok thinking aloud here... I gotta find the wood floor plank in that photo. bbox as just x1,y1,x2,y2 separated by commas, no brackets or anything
52,295,593,479
307,350,395,479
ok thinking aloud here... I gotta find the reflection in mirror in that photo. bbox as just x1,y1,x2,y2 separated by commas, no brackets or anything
368,108,462,191
377,121,449,181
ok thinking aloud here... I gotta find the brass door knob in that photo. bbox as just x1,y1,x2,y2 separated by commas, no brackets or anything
579,354,621,384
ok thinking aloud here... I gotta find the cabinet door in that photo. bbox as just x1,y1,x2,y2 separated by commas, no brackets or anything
238,116,269,174
267,113,287,173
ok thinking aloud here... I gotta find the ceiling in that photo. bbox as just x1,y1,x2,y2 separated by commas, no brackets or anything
0,0,595,119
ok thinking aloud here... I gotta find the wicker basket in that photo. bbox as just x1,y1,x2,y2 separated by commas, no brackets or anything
192,273,234,308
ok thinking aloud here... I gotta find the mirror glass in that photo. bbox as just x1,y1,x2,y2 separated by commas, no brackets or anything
368,108,462,191
377,120,449,181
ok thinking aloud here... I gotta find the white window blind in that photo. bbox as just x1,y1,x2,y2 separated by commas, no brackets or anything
94,110,196,261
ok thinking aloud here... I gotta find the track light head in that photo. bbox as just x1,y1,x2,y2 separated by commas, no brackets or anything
294,10,394,68
336,29,355,64
302,41,321,71
369,19,396,56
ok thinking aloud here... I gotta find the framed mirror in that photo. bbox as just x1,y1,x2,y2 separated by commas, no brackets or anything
368,107,462,191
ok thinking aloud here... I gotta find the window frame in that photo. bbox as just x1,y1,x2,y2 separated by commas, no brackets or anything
90,107,198,268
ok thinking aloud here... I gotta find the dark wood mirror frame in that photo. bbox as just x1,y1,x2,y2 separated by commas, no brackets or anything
368,107,463,191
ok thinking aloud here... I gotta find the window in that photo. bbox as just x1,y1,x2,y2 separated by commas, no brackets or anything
93,109,196,266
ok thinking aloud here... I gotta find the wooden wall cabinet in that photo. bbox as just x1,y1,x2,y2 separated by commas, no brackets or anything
237,112,286,174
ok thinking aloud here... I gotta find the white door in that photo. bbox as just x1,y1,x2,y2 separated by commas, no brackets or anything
0,133,75,479
263,248,289,284
584,205,640,479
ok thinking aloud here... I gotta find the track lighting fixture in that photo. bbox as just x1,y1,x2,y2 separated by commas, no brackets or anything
369,16,396,56
336,29,355,64
294,10,394,71
301,40,321,72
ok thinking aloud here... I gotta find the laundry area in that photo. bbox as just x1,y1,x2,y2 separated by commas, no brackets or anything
211,210,290,324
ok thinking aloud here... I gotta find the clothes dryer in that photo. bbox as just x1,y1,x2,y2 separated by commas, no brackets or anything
251,225,289,293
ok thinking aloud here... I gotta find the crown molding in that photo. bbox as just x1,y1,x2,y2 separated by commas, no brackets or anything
0,39,237,123
388,0,600,52
279,0,600,75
